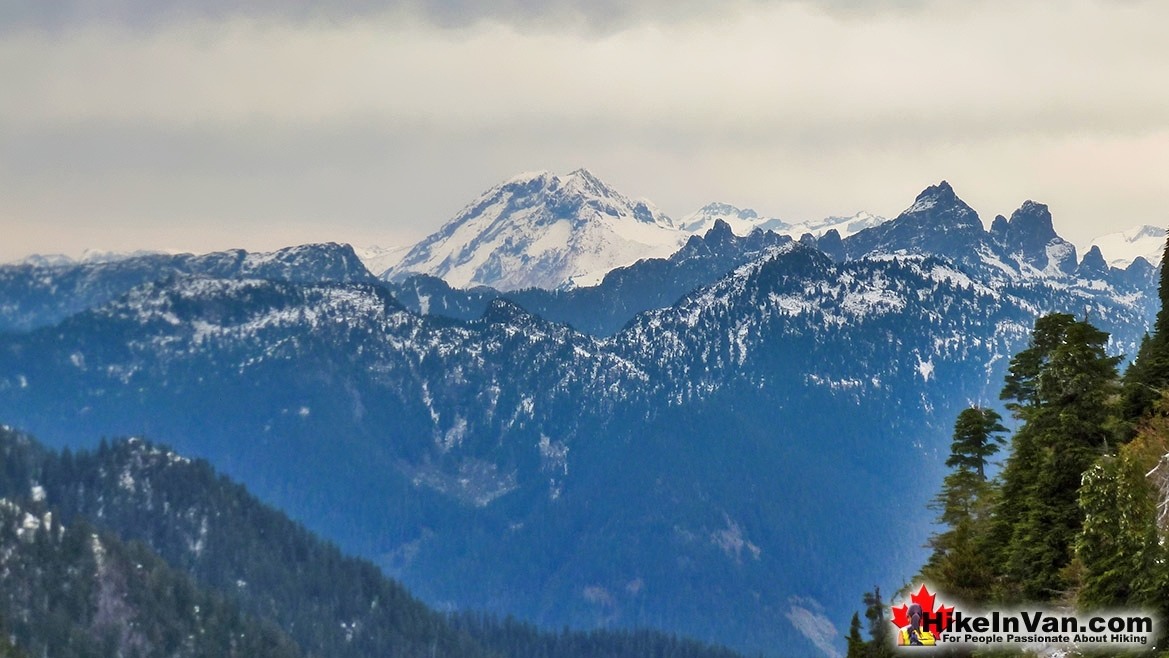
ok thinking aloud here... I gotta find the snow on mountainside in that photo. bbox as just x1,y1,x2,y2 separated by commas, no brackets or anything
0,242,374,332
353,244,410,277
786,212,886,239
1089,225,1166,268
385,169,688,291
678,203,886,240
677,203,789,235
12,249,170,267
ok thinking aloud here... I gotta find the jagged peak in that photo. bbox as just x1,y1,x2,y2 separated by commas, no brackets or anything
705,218,735,238
561,168,615,197
990,215,1009,236
903,180,966,215
1009,200,1055,233
567,167,601,182
993,200,1059,249
695,202,759,219
1079,245,1108,273
480,298,540,325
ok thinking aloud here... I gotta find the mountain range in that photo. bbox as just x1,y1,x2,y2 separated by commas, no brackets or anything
0,175,1162,657
377,169,1153,293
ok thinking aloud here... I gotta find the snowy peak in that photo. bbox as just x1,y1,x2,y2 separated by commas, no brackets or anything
678,202,783,234
385,169,687,291
233,242,375,283
904,180,955,213
1089,224,1166,268
353,245,410,278
787,212,886,240
991,201,1076,275
900,181,979,228
678,203,884,242
842,181,984,261
698,202,759,221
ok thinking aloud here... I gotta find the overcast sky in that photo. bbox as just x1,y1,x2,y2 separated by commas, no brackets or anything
2,0,1167,262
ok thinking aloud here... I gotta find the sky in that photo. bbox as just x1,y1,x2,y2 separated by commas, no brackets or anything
2,0,1168,262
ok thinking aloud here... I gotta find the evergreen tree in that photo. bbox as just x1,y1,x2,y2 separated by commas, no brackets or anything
1076,451,1161,608
922,407,1004,601
862,587,893,658
945,407,1007,481
1121,231,1169,424
1076,399,1169,616
845,612,865,658
992,314,1120,601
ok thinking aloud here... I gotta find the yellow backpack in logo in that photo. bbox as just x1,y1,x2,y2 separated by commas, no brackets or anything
898,629,936,646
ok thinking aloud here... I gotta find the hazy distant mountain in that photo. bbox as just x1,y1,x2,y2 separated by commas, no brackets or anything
677,203,885,241
1089,224,1166,269
0,243,374,332
676,202,790,235
352,244,410,277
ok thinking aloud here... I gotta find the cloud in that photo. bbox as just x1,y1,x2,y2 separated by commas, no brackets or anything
1,0,1167,260
3,0,1147,34
786,596,842,658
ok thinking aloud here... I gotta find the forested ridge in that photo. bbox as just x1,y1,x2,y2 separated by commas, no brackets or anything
0,427,750,658
849,235,1169,657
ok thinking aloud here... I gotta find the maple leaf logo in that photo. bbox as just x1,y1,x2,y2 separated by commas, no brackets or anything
890,584,954,638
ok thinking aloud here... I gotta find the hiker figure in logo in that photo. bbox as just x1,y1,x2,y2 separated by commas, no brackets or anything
898,602,936,646
907,603,923,646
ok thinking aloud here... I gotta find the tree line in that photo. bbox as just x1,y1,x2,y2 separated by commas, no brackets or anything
849,235,1169,657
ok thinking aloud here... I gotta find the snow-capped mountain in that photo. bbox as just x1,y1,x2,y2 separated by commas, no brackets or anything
786,211,887,239
677,203,886,240
385,169,688,291
839,181,1101,285
1089,225,1166,269
386,168,889,293
385,219,793,336
10,249,171,267
677,202,789,235
0,242,373,332
352,244,410,277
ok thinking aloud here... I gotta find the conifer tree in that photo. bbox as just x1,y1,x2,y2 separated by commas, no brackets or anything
1121,231,1169,424
992,313,1120,601
1076,451,1161,608
922,407,1005,601
862,588,893,658
946,407,1007,481
845,612,865,658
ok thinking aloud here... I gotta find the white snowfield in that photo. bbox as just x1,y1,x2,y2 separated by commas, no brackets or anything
678,202,884,240
1087,225,1166,269
383,169,897,291
384,169,689,291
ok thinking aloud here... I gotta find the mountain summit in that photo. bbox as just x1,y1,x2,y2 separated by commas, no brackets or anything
990,201,1077,275
385,169,687,291
843,181,985,260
